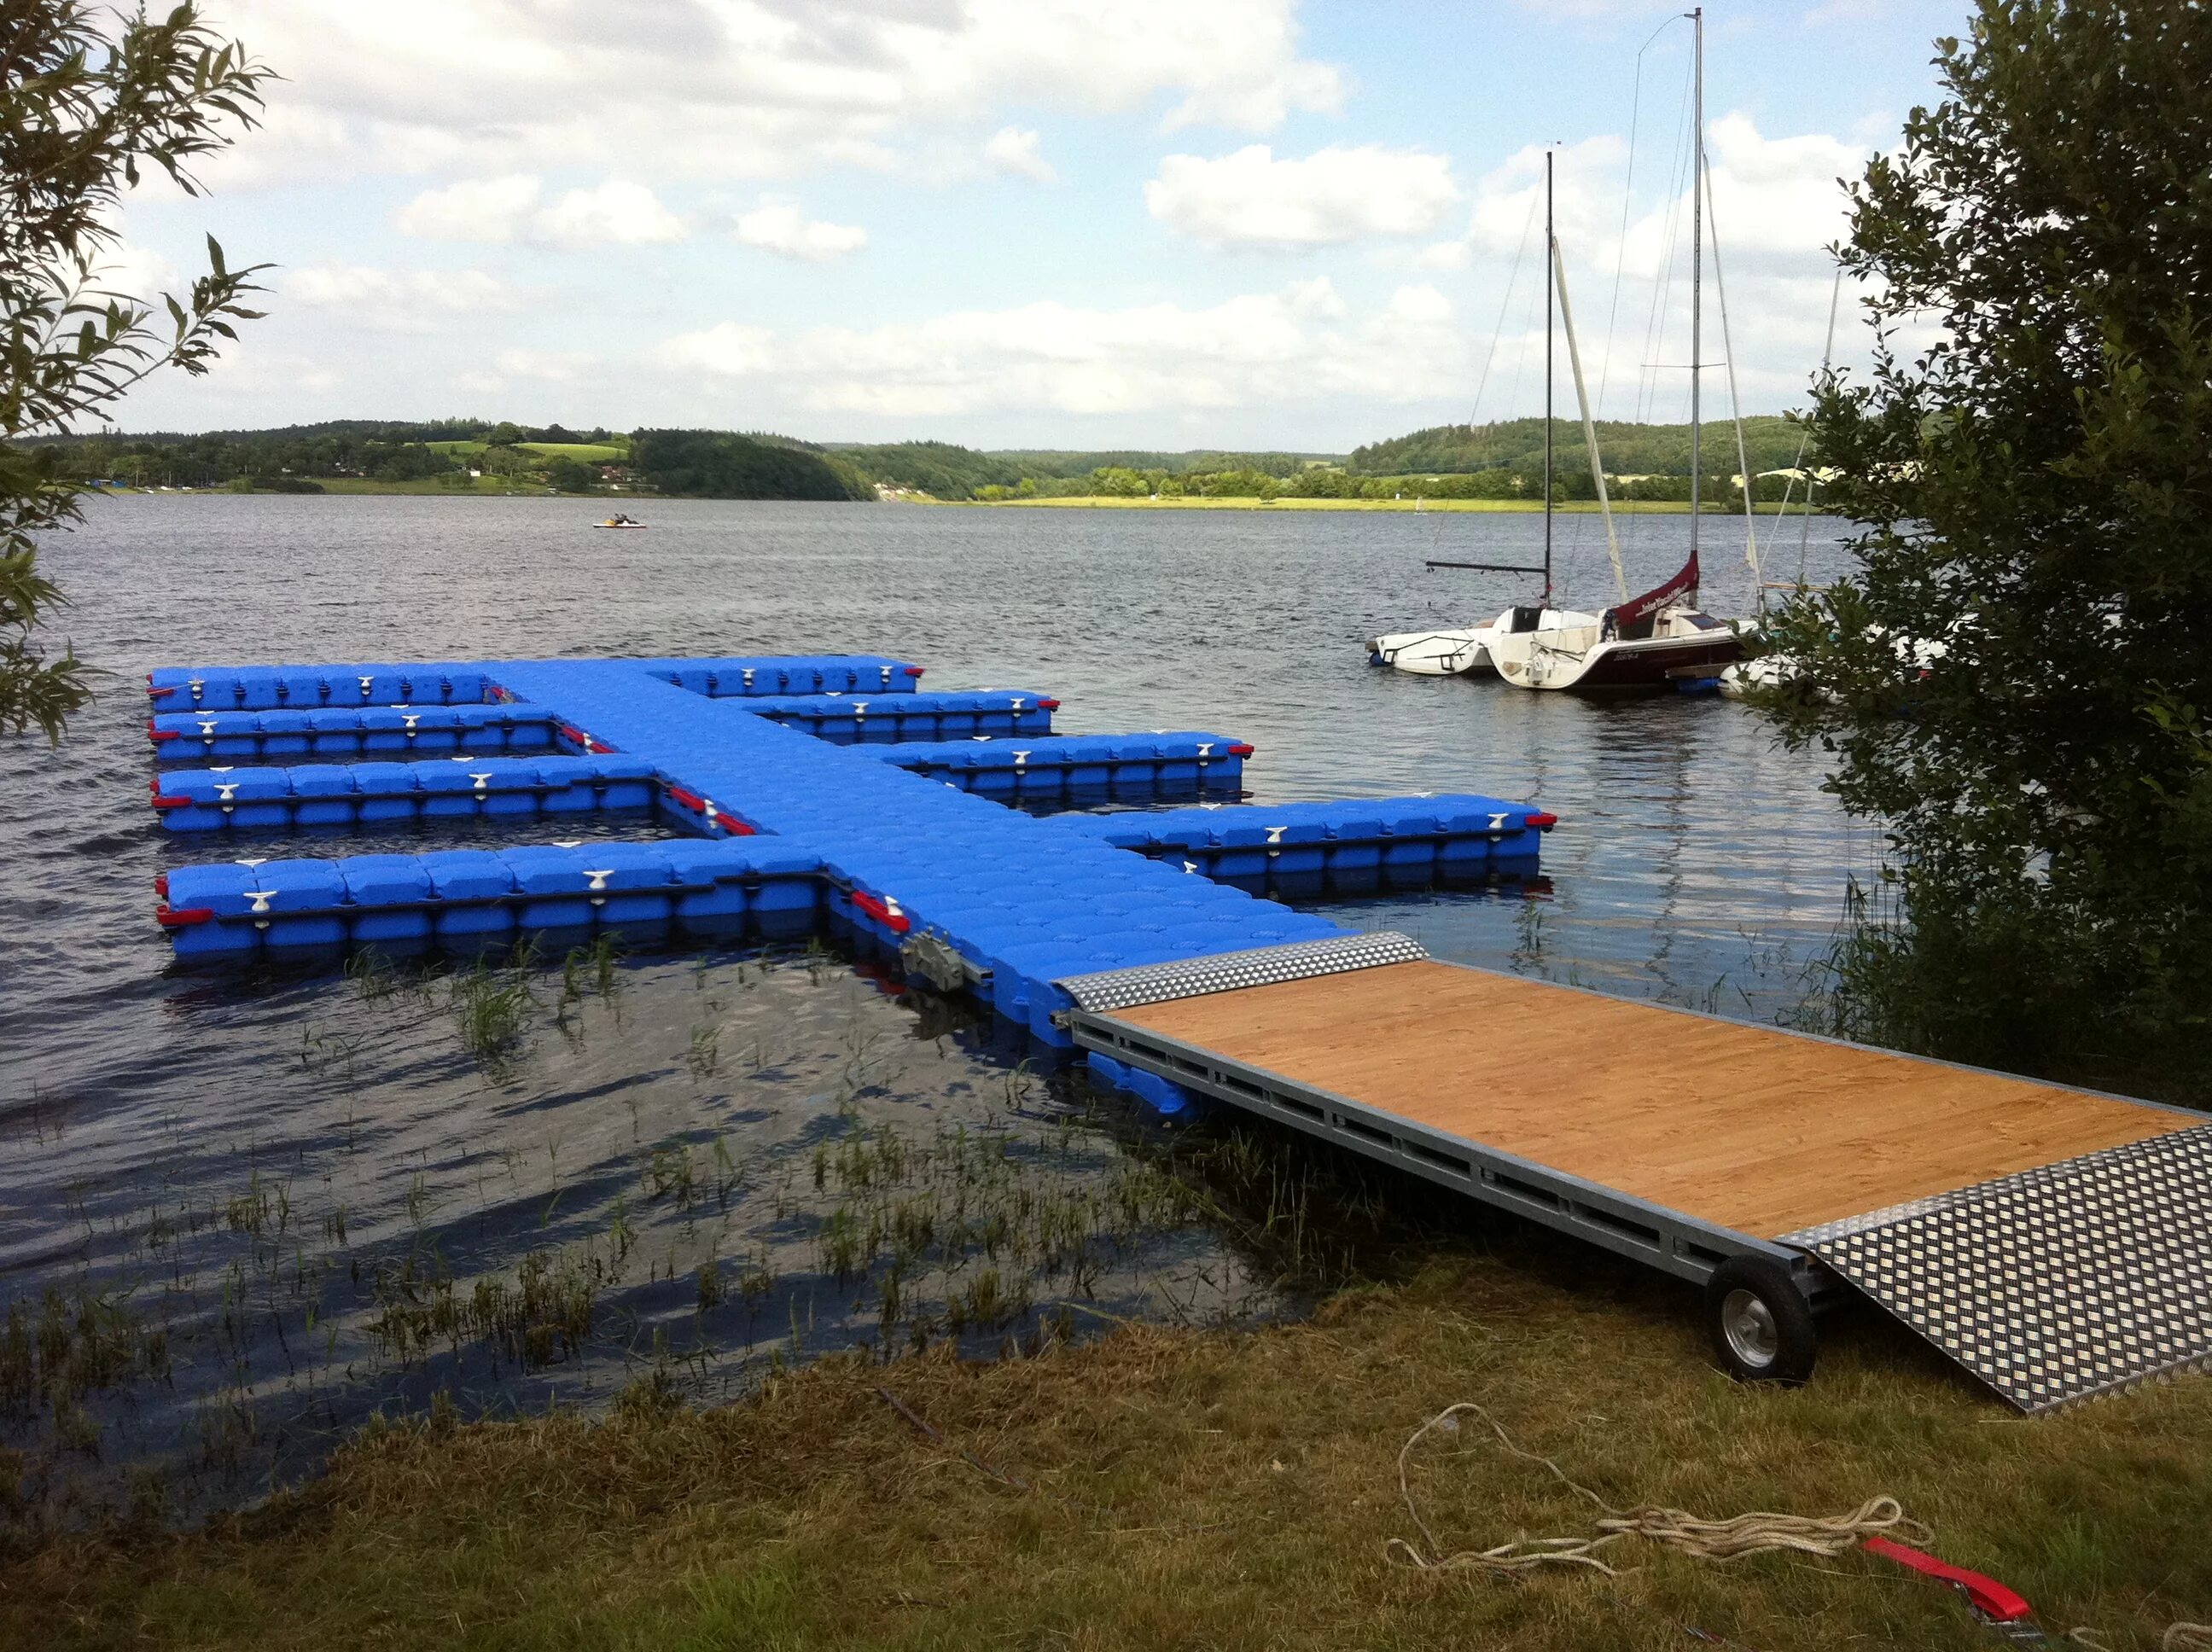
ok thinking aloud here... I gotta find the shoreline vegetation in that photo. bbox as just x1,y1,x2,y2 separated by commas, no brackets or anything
87,484,1813,515
23,415,1824,510
944,494,1807,515
9,1255,2209,1650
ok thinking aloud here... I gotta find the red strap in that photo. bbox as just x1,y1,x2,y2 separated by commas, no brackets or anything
1863,1538,2034,1624
851,891,911,934
717,816,756,836
1226,742,1254,757
155,905,214,928
903,666,925,678
1527,811,1558,829
666,784,704,811
150,794,193,811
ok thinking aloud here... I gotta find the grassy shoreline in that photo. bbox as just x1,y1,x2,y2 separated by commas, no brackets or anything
9,1252,2209,1650
88,488,1823,513
944,495,1810,514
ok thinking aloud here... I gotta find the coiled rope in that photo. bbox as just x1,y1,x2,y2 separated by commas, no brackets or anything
2070,1628,2212,1651
1384,1401,1929,1577
1385,1402,2212,1649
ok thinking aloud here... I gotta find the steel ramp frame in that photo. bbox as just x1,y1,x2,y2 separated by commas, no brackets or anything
1057,938,2212,1413
1786,1127,2212,1413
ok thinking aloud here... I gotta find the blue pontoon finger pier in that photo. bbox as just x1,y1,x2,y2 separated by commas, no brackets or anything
141,649,2212,1413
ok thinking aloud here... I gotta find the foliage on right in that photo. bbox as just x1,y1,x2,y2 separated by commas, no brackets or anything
1761,0,2212,1100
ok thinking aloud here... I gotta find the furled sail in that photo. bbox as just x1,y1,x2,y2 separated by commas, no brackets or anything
1605,549,1700,631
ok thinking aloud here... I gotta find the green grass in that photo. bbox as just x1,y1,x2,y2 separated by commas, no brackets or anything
515,441,628,463
419,440,630,462
951,494,1806,514
317,477,550,496
9,1257,2209,1650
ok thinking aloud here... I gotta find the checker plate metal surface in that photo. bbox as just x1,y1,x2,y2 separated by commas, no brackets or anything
1784,1126,2212,1414
1057,931,1427,1014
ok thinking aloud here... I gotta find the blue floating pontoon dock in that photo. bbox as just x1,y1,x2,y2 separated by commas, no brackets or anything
140,650,2212,1412
147,653,1551,1053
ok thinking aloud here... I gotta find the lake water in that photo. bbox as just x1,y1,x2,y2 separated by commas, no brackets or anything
0,495,1863,1524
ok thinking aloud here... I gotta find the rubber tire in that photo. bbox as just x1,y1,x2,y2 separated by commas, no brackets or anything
1703,1255,1819,1386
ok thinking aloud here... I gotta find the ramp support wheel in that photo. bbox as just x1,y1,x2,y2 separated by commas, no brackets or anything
1704,1256,1819,1386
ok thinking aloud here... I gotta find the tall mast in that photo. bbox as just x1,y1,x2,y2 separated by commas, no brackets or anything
1543,146,1554,602
1688,6,1703,558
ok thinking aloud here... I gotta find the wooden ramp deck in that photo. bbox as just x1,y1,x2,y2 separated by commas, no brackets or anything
1105,960,2191,1241
1058,936,2212,1412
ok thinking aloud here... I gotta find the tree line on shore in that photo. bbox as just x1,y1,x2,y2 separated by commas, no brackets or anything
12,418,1810,506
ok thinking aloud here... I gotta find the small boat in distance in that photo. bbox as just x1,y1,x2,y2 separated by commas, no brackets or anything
595,514,646,530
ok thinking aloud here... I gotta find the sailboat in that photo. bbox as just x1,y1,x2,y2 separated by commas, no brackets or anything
1373,9,1747,692
1486,8,1743,693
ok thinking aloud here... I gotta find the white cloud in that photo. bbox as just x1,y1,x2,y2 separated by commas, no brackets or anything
394,174,542,241
651,279,1462,417
732,201,867,262
395,175,688,248
1146,145,1458,249
983,126,1057,183
201,1,1343,190
87,238,185,303
1421,120,1858,279
655,323,777,378
450,347,597,395
492,348,593,381
282,264,518,331
529,181,688,249
1402,118,1875,418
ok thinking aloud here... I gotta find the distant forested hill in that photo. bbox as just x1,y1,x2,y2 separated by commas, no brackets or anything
987,449,1340,480
824,442,1343,497
1353,416,1807,477
826,441,1027,499
632,430,872,501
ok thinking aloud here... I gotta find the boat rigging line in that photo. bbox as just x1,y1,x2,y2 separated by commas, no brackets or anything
1428,148,1557,587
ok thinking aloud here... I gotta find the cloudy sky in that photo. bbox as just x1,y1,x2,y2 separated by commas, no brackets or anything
108,0,1965,450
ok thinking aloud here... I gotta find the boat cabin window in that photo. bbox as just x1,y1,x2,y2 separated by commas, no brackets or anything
1506,605,1544,634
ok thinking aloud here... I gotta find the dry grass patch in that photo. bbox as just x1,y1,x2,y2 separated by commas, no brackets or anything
7,1254,2210,1650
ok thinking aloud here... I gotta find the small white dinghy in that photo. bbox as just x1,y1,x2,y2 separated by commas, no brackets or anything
1367,625,1496,676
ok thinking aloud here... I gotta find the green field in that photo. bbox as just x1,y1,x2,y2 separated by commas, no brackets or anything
954,494,1808,515
294,477,558,497
516,440,628,462
421,439,632,463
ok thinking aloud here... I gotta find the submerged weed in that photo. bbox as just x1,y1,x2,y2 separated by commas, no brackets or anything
686,1021,721,1080
449,951,538,1073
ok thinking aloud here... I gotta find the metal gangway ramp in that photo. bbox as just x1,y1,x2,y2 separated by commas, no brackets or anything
1058,935,2212,1413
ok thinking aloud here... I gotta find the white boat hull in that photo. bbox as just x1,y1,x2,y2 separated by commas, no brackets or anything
1487,606,1744,693
1368,625,1495,677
